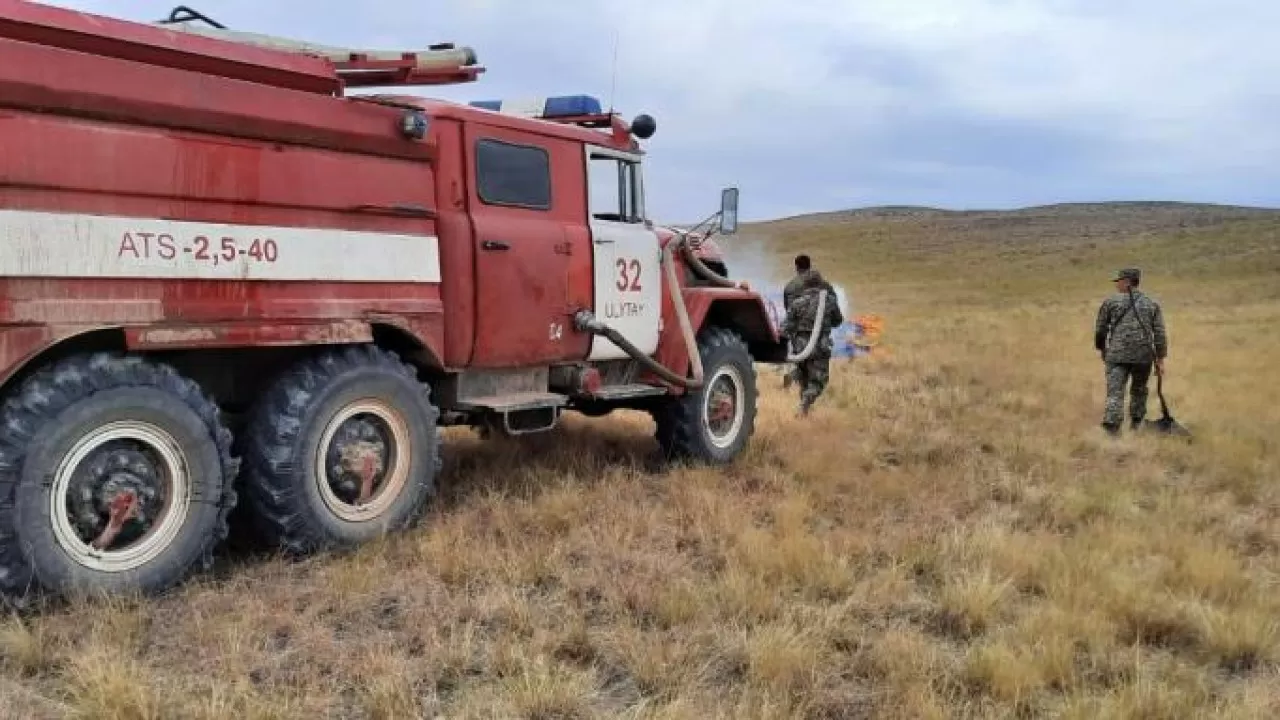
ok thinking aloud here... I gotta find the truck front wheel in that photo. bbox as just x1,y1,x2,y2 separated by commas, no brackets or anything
651,326,758,465
0,353,238,606
240,345,440,555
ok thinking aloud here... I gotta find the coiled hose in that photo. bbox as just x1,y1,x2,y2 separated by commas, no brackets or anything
681,241,741,290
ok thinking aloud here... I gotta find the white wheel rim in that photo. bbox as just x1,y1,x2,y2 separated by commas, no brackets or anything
703,365,746,450
50,421,191,573
314,399,411,522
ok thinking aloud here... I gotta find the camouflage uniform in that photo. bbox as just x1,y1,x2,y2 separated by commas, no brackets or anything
782,269,844,415
781,269,818,391
782,269,816,313
1094,268,1167,433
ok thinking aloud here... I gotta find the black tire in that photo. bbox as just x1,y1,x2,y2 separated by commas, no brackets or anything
650,326,758,465
0,353,238,606
239,345,440,555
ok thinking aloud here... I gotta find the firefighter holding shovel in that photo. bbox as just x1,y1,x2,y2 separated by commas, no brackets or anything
1094,267,1171,436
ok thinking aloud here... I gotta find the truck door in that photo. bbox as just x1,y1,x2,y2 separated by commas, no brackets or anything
584,145,662,361
464,124,591,367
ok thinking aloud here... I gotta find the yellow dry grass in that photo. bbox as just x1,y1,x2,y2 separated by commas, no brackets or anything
2,202,1278,718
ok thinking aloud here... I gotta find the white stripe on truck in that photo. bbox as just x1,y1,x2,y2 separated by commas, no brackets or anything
0,209,441,282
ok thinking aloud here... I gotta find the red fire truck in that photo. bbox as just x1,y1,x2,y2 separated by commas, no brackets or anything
0,3,787,603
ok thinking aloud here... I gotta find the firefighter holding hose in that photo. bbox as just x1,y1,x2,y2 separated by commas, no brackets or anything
781,255,844,416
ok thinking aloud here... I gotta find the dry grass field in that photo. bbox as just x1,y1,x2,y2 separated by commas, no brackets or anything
2,201,1279,719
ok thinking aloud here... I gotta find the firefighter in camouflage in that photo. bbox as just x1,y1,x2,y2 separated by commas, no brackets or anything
1094,267,1168,435
782,255,844,416
781,254,816,392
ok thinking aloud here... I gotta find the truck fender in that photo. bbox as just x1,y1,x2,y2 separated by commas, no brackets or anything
1,320,447,400
645,288,789,389
0,325,63,390
2,322,375,397
124,319,374,351
687,290,789,363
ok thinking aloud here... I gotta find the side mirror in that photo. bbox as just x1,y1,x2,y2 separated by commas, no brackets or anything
719,187,739,235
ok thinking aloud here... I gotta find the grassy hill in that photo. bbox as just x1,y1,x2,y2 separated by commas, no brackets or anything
2,202,1278,718
737,200,1280,310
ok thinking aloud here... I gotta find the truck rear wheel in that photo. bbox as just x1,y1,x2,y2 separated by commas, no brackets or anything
0,353,237,605
240,345,440,555
651,326,758,465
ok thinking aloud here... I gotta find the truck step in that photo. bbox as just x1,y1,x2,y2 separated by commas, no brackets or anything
586,383,669,401
453,391,568,413
460,392,566,437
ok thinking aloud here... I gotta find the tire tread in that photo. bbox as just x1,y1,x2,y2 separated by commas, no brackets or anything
0,352,238,606
239,345,440,555
651,326,757,464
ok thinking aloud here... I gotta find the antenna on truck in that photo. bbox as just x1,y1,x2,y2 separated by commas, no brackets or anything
607,28,620,114
153,4,483,88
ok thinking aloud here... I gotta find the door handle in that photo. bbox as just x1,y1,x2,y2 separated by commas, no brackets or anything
482,240,510,251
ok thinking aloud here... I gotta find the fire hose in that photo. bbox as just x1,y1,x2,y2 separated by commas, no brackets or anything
574,234,705,389
681,241,741,290
781,289,826,363
680,240,827,363
573,230,830,389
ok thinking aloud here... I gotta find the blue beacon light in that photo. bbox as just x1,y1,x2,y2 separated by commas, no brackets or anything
468,95,604,117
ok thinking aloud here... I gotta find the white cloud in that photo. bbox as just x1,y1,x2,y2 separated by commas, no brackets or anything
36,0,1280,219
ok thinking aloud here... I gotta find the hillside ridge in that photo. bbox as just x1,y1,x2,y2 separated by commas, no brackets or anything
749,200,1280,227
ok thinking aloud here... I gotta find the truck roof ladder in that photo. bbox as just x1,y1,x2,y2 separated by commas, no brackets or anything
0,2,482,96
156,5,484,90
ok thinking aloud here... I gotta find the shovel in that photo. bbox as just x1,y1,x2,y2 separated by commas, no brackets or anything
1142,361,1190,437
1127,289,1191,438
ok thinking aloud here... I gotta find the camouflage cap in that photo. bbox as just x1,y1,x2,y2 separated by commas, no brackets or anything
1112,267,1141,282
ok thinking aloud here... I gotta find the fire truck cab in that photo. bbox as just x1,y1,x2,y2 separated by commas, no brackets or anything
0,3,786,604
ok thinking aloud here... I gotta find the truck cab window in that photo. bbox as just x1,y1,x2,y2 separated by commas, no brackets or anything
588,153,642,223
476,138,551,210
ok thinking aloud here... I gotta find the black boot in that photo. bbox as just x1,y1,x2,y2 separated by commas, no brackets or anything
1101,422,1121,437
798,393,816,417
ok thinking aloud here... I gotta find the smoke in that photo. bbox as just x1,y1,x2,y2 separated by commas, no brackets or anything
713,235,869,359
716,235,780,291
717,236,853,330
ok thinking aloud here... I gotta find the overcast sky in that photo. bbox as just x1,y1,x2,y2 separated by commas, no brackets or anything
49,0,1280,223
